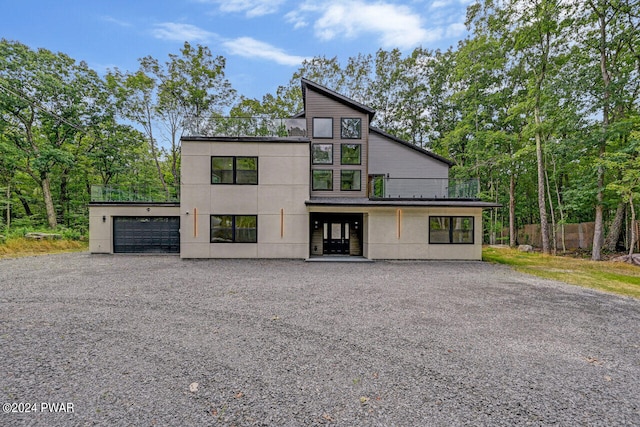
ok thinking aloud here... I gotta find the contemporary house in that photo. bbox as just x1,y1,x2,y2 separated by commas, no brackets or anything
89,79,499,260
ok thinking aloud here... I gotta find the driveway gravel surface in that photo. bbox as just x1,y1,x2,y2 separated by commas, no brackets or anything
0,253,638,426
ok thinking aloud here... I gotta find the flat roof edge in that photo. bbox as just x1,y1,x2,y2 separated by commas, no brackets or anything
305,199,501,208
181,136,310,143
89,202,181,207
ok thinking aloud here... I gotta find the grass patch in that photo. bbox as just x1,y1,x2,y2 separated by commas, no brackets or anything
0,236,88,259
483,246,640,299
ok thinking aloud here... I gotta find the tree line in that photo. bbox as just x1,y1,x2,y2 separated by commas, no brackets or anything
1,0,639,260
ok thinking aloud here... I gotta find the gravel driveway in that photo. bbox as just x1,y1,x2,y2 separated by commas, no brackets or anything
0,253,638,426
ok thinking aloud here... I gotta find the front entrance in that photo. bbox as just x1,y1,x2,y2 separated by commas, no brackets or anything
310,213,363,257
325,221,350,254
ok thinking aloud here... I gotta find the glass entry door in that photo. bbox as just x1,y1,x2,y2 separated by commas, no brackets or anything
323,221,350,254
311,213,363,257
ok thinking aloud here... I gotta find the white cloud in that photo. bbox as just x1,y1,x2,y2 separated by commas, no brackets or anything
222,37,309,66
198,0,286,17
291,0,439,49
151,23,215,43
446,22,467,38
284,9,309,29
430,0,449,9
101,16,132,27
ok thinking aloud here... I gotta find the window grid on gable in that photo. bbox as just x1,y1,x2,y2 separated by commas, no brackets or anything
312,169,333,191
312,118,333,138
341,117,362,139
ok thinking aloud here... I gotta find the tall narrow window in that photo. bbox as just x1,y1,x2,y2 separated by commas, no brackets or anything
341,118,361,139
368,175,385,198
313,118,333,138
312,170,333,191
211,156,258,184
211,215,257,243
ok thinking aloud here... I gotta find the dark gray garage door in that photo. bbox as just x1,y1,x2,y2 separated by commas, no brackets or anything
113,217,180,254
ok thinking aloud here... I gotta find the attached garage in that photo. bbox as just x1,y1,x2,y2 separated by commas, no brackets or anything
113,216,180,254
89,203,181,254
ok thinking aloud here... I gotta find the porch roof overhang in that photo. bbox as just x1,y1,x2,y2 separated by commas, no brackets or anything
305,198,501,208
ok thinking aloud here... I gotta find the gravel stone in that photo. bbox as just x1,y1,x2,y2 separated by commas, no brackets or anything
0,253,639,426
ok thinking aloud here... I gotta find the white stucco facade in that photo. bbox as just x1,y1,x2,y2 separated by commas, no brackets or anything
179,138,310,259
88,78,498,260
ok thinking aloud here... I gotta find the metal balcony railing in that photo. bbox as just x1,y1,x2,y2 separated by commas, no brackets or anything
368,177,480,200
183,117,307,138
91,185,180,203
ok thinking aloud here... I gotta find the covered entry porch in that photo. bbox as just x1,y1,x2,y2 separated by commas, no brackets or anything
309,212,364,258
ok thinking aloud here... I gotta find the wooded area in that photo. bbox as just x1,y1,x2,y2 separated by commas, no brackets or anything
1,0,638,260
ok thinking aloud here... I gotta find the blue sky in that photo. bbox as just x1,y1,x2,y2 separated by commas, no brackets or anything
3,0,474,100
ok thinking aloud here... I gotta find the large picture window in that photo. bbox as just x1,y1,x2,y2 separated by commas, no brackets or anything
312,170,333,191
341,118,362,139
341,170,361,191
313,118,333,138
211,215,257,243
311,143,333,164
211,156,258,184
341,144,361,165
429,216,474,244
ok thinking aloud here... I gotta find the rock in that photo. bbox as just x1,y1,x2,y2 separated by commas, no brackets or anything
189,382,199,393
611,254,640,266
24,232,62,240
518,245,534,253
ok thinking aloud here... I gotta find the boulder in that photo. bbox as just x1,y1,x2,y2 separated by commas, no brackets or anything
25,232,62,240
611,254,640,266
518,244,534,253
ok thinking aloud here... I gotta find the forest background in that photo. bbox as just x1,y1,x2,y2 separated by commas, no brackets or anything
1,0,638,261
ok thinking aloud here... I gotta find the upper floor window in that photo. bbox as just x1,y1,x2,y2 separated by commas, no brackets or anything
429,216,474,244
311,143,333,164
313,118,333,138
341,118,362,139
341,170,361,191
368,174,385,198
211,156,258,185
341,144,361,165
312,170,333,191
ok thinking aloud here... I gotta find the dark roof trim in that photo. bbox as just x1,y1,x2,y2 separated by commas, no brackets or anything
301,78,375,120
369,127,454,167
89,202,180,207
305,198,501,208
181,136,310,143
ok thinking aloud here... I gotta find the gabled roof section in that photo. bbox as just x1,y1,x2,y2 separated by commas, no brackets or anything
301,78,375,120
369,127,454,167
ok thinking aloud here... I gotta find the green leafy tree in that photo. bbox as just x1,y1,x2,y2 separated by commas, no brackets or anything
602,123,640,261
0,40,106,228
572,0,640,259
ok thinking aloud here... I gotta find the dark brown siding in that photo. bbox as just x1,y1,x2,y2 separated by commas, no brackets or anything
306,89,369,198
